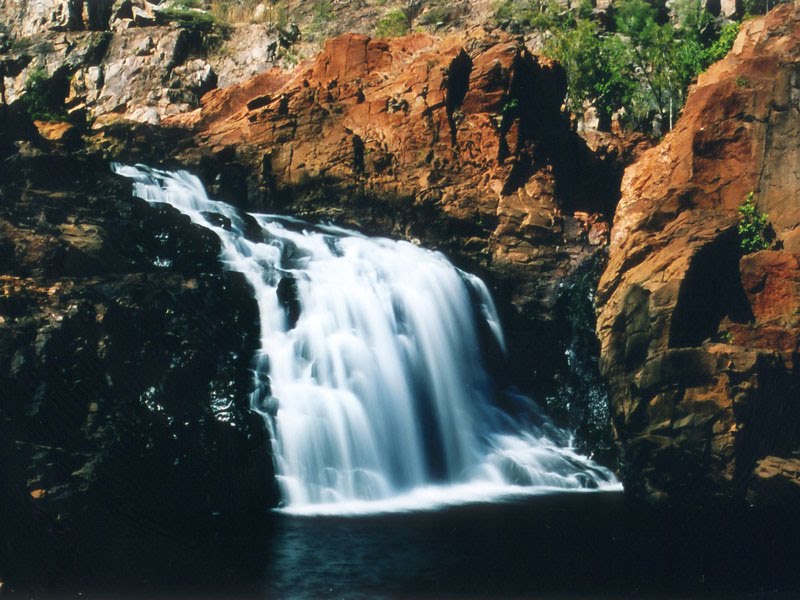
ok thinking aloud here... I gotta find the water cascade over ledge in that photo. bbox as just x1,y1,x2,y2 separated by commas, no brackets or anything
114,164,620,515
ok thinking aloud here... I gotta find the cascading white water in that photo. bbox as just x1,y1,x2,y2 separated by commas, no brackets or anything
114,164,620,515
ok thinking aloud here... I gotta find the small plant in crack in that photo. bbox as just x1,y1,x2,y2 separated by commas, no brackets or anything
737,191,772,254
502,97,519,116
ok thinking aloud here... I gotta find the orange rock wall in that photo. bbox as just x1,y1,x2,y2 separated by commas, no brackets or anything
596,4,800,505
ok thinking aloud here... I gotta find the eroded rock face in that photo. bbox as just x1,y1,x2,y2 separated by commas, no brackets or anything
0,0,94,36
596,3,800,505
1,10,642,518
208,23,279,90
91,26,217,125
0,150,276,587
2,1,637,355
1,26,219,125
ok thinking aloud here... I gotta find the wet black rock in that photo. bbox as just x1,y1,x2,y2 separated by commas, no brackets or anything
0,149,277,592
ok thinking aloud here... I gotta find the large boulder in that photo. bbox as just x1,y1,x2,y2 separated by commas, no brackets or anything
596,3,800,506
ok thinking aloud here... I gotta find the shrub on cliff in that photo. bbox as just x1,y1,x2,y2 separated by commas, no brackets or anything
738,192,772,253
376,9,410,37
22,67,68,122
742,0,793,16
419,3,462,29
703,20,740,64
543,17,634,130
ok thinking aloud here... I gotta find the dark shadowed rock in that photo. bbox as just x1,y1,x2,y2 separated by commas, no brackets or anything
0,150,276,590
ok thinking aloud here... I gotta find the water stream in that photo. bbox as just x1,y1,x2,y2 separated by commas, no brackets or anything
113,164,619,515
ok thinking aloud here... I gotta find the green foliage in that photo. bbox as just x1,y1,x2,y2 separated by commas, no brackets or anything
544,19,634,129
738,192,771,253
612,0,700,130
23,67,66,122
502,97,519,115
275,4,290,30
162,6,230,53
742,0,791,16
161,6,223,33
495,0,742,134
703,20,740,64
209,0,262,24
375,9,410,37
278,45,300,66
494,0,592,33
312,0,333,22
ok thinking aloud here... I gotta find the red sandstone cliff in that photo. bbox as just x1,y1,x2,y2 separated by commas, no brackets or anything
596,3,800,505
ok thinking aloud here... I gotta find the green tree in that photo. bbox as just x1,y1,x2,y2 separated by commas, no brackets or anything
545,20,634,129
703,21,740,64
496,0,740,134
614,0,678,128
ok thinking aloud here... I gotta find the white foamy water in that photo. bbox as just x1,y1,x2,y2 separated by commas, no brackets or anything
114,164,620,515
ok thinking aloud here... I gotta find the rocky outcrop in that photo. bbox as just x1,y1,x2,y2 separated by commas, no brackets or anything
596,3,800,505
208,23,280,89
2,0,643,509
2,25,217,125
0,2,643,533
0,149,277,589
0,1,279,126
0,0,113,35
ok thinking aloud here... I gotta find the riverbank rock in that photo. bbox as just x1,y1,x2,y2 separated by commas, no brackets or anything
596,3,800,506
0,150,276,589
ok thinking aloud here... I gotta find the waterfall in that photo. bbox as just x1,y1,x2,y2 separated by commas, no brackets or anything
113,164,620,515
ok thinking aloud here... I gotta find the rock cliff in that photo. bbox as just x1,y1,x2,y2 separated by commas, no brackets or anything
0,0,278,126
164,30,639,399
596,3,800,506
0,0,642,405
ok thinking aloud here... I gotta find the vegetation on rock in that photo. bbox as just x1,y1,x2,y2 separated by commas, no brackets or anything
376,9,410,37
495,0,741,132
596,2,800,506
22,67,67,122
160,3,232,44
737,192,771,254
418,2,463,29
